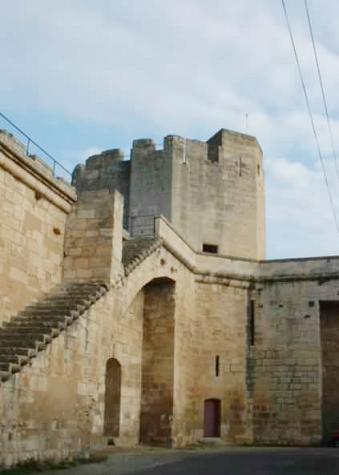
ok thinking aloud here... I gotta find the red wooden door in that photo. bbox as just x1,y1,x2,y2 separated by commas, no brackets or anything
204,399,221,437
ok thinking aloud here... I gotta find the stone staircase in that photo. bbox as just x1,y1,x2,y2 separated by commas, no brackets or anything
0,282,108,383
122,237,162,275
0,238,163,385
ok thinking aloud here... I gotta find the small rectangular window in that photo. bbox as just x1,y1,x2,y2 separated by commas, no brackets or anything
248,300,255,346
202,244,218,254
215,355,220,377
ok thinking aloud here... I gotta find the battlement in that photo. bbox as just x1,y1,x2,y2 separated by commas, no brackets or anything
86,148,124,168
72,128,265,259
131,138,165,160
128,129,261,167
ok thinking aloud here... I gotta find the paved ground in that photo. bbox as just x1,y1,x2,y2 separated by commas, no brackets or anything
38,447,339,475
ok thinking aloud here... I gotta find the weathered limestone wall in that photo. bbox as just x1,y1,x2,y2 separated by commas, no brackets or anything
72,129,265,259
0,220,198,466
320,301,339,442
155,217,256,446
0,287,145,467
63,190,124,284
140,279,175,445
252,257,339,445
152,218,256,446
190,281,253,444
0,131,76,325
5,120,339,465
170,129,265,259
129,140,172,237
72,149,130,229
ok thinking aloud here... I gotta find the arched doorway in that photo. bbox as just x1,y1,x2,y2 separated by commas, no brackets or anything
139,278,176,446
204,399,221,437
104,358,121,437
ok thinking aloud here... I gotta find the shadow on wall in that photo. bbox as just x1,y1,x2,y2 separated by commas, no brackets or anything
104,358,122,440
140,277,176,446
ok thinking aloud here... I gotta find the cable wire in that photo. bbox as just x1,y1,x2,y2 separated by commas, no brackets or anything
304,0,339,180
281,0,339,236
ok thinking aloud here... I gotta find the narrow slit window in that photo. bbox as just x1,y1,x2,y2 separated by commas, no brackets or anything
215,355,220,377
202,244,218,254
249,300,255,346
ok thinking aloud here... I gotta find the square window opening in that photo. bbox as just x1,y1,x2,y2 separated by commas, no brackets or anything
202,244,218,254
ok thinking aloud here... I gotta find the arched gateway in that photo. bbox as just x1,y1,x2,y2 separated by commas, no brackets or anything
104,358,122,437
139,277,176,446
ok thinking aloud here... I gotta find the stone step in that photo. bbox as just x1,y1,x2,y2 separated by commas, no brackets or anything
0,281,108,384
19,309,80,319
42,287,106,302
0,347,36,357
0,362,21,374
0,354,29,365
0,336,48,348
58,285,107,294
21,304,86,314
2,320,67,331
1,321,64,331
0,326,61,339
9,315,71,325
0,332,51,341
31,299,90,308
41,297,93,306
0,370,10,382
10,363,21,374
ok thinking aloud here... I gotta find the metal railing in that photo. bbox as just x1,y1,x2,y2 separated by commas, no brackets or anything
129,214,158,237
0,111,72,182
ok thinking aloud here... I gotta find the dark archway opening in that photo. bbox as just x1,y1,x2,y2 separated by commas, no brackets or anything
204,398,221,437
320,301,339,444
104,358,121,437
139,278,176,446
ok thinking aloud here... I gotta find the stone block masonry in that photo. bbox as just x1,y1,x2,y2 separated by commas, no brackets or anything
2,128,339,468
0,131,76,325
73,129,265,259
63,189,124,284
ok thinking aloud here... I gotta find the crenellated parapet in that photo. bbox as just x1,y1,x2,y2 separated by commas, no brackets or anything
72,128,265,259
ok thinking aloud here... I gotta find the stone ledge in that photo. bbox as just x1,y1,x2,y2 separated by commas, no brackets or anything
0,130,77,212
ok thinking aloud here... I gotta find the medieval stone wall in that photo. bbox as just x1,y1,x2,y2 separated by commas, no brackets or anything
319,301,339,443
252,258,339,445
63,189,124,284
3,128,339,469
191,281,252,444
72,129,265,259
0,231,198,466
72,149,130,229
170,129,265,259
0,131,76,325
0,287,145,466
129,140,172,237
140,279,175,445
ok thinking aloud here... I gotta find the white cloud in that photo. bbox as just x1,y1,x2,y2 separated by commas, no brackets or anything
1,0,339,257
265,156,339,257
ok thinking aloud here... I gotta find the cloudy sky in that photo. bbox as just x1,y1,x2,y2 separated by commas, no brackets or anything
1,0,339,258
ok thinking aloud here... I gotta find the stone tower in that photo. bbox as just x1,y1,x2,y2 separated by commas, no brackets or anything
73,128,265,259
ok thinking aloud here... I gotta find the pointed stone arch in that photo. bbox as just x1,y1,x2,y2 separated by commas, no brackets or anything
139,277,176,446
104,358,122,437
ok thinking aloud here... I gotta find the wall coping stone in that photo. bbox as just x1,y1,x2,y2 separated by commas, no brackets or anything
0,131,77,213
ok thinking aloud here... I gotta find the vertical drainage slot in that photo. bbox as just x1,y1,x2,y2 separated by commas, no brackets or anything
215,355,220,377
249,300,255,347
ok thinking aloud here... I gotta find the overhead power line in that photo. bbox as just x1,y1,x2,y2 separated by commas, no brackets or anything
304,0,339,180
281,0,339,236
0,111,71,178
